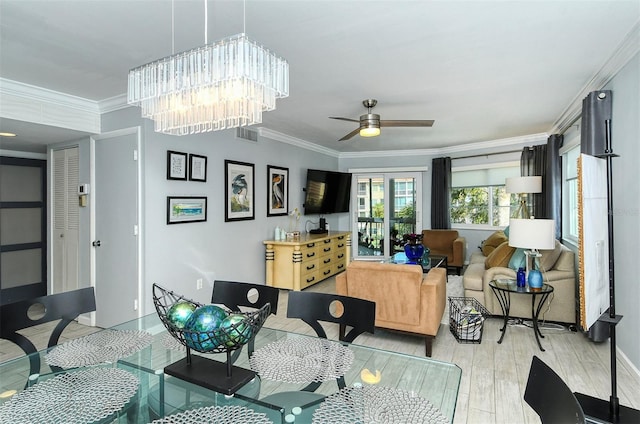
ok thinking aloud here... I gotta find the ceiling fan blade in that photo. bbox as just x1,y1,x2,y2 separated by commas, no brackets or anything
330,116,360,123
380,119,435,127
339,127,361,141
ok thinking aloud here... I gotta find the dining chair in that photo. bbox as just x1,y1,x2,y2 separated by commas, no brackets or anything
0,287,96,384
287,291,375,343
524,355,586,424
211,280,279,362
286,291,376,392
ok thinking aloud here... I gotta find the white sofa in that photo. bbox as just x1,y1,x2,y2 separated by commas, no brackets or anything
462,231,576,324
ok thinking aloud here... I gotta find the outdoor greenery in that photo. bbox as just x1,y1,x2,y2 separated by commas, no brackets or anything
451,186,516,226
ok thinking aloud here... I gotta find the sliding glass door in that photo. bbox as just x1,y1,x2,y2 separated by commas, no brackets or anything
352,172,422,259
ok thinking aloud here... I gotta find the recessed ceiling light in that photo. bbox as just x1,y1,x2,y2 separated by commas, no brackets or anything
0,132,17,137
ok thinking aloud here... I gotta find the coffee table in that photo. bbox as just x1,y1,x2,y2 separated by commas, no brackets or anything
390,252,448,277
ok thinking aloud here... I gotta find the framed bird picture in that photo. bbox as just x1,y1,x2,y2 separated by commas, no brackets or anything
267,165,289,217
224,160,255,222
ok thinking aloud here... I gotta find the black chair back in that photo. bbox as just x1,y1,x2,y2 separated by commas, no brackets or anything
0,287,96,379
211,280,279,362
211,280,279,315
524,355,586,424
287,291,375,343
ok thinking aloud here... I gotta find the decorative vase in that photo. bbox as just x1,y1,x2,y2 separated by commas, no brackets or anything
528,269,543,290
404,242,425,264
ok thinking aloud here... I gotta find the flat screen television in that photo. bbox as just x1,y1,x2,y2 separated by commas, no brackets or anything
304,169,352,215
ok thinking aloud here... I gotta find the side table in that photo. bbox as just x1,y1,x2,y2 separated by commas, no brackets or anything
489,279,554,351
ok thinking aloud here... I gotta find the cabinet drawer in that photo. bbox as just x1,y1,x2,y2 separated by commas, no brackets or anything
318,263,334,279
301,259,319,276
300,243,318,260
300,272,319,289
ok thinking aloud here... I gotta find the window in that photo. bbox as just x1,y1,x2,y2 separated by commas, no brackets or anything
561,136,580,244
450,163,520,228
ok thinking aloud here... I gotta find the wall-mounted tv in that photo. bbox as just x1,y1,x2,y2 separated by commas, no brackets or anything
303,169,352,215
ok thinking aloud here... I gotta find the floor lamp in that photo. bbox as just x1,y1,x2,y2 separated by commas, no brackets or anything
505,176,542,219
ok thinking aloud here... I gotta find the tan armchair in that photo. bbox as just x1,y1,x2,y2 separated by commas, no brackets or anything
336,261,446,357
421,229,466,274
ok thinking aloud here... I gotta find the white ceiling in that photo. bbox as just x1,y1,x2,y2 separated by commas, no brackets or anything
1,0,639,154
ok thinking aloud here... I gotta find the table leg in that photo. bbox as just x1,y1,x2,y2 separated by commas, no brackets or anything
531,292,551,351
491,287,511,344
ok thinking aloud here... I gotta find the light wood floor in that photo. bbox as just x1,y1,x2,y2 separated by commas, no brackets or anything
2,277,639,423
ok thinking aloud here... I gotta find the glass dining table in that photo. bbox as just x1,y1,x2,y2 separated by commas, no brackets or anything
0,313,462,423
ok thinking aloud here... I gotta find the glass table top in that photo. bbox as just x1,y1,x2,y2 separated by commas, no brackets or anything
0,313,462,423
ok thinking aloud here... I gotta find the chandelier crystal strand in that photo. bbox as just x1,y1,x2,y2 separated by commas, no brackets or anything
128,29,288,134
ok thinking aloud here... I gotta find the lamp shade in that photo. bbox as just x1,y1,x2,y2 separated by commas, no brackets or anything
508,218,556,250
505,176,542,194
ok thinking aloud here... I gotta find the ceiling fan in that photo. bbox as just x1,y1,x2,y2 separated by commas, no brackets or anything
329,99,435,141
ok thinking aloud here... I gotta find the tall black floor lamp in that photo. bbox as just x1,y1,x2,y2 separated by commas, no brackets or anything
574,120,640,423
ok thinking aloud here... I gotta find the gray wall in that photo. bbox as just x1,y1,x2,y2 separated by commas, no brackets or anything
605,52,639,370
102,108,339,313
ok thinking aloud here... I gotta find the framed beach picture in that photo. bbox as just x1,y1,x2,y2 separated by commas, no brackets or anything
167,150,188,180
167,196,207,224
267,165,289,216
189,154,207,182
225,160,255,222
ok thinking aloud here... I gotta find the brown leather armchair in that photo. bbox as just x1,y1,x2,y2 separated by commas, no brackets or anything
421,229,466,275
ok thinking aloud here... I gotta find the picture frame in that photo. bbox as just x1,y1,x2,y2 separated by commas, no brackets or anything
167,196,207,224
167,150,188,180
267,165,289,216
224,160,255,222
189,154,207,182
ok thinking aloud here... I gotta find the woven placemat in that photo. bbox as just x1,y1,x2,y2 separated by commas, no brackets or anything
150,405,273,424
312,385,449,424
0,367,139,424
45,329,153,368
249,337,354,384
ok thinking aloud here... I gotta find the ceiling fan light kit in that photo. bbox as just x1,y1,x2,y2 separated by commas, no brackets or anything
330,99,434,141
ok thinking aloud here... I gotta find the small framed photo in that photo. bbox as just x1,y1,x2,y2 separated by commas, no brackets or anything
225,160,255,222
167,196,207,224
189,154,207,182
267,165,289,216
167,150,188,180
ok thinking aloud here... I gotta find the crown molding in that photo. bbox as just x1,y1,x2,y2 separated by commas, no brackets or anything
256,128,340,157
550,20,640,134
0,78,101,133
339,133,548,160
99,93,129,114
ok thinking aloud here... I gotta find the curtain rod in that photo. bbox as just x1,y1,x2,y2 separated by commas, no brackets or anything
451,149,525,161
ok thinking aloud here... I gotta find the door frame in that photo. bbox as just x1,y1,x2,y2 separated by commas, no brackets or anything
88,127,143,327
349,167,425,260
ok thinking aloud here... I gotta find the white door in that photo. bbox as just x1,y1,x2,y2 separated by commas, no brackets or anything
92,129,140,328
352,172,422,259
52,147,79,294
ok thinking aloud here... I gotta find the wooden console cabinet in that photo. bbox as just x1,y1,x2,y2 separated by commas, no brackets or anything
264,231,351,290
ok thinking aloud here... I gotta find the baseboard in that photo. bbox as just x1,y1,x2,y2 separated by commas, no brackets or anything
617,344,640,380
77,312,93,327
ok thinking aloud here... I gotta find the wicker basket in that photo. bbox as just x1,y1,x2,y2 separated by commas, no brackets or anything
152,283,270,354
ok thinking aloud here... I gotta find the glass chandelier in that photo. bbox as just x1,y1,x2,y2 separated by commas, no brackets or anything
127,3,289,136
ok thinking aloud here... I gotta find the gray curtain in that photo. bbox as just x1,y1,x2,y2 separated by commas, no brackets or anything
431,157,451,229
581,90,612,156
545,134,563,239
520,145,546,219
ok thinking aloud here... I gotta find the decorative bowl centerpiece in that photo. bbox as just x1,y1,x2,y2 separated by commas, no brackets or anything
152,283,270,394
153,284,270,354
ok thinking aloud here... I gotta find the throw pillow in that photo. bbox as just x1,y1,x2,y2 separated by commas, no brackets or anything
485,241,516,268
508,248,527,271
538,240,562,272
481,230,508,256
